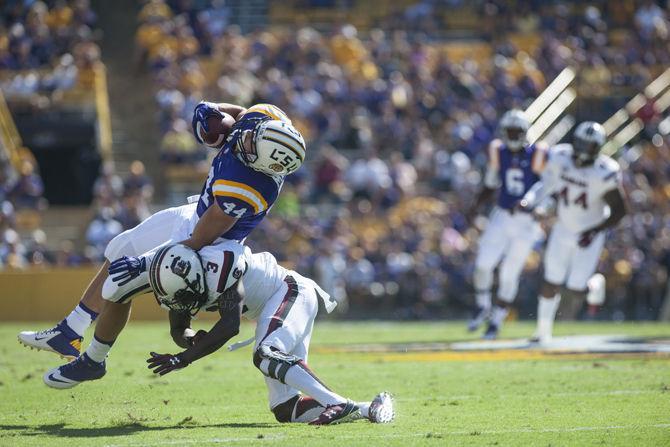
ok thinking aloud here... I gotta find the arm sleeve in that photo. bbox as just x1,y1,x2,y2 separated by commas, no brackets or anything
483,140,502,189
522,156,561,208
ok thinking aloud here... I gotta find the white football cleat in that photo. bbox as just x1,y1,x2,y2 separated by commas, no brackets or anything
18,322,82,360
369,391,395,423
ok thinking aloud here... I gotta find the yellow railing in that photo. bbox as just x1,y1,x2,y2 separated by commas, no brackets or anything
93,63,113,161
0,88,23,169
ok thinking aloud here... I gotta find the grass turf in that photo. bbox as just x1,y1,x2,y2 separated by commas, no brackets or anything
1,321,669,446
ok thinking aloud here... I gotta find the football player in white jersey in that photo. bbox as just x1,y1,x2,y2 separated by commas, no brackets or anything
518,122,627,343
44,244,395,426
468,110,547,339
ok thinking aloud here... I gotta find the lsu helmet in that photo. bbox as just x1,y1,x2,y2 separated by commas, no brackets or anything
499,109,530,151
572,121,606,167
235,119,306,176
148,244,208,316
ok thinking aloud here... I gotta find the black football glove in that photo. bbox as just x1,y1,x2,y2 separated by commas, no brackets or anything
108,256,147,287
147,351,190,376
578,228,599,247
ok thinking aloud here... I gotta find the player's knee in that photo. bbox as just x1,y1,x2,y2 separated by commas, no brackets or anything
473,266,494,290
272,396,299,423
540,280,560,298
253,344,300,383
104,230,133,261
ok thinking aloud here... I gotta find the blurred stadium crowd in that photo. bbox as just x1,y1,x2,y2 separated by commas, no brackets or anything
1,0,670,320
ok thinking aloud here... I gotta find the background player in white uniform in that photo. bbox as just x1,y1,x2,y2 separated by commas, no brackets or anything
519,122,627,343
46,244,395,425
468,110,547,339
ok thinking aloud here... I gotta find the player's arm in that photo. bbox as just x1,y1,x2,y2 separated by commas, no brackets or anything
214,103,247,120
147,288,242,375
469,140,502,218
180,203,238,251
168,310,198,349
578,187,628,247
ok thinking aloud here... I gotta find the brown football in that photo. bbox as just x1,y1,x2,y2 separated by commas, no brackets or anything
199,112,236,147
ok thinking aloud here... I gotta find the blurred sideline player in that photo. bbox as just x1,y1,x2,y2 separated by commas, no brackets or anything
19,102,306,363
518,122,627,343
45,243,395,425
468,110,547,339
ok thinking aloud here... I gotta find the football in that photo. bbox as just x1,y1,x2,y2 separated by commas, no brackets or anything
198,112,236,148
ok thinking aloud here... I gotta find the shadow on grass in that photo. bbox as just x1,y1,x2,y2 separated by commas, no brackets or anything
0,421,276,438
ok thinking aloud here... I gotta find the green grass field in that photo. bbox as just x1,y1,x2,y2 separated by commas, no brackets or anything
1,321,669,446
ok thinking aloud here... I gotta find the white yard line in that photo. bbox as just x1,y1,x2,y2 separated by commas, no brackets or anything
398,389,662,401
102,423,670,447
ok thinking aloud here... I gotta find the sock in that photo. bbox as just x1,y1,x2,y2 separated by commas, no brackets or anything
357,401,370,418
282,361,347,407
475,290,492,310
536,294,561,338
489,304,509,327
291,396,325,423
85,335,114,363
63,302,99,337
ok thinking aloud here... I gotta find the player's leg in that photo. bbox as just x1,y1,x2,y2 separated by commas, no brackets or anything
561,233,606,319
259,278,393,425
484,232,536,339
18,262,107,359
532,223,573,343
20,204,195,359
470,209,508,331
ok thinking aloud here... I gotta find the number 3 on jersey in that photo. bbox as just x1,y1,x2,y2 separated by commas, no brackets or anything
505,168,525,196
220,202,247,218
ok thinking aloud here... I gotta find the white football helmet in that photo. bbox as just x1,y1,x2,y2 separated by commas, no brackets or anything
499,109,530,151
236,119,306,176
148,244,207,315
572,121,606,166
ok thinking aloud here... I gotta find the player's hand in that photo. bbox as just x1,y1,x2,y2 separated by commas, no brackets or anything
187,330,208,347
513,199,533,215
578,228,599,247
108,256,147,287
147,352,190,376
192,101,223,144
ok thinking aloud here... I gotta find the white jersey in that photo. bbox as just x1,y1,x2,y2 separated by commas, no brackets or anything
240,247,336,320
540,144,621,233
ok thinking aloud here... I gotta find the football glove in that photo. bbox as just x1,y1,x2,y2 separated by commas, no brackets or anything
108,256,147,287
192,101,223,144
578,228,599,247
147,351,190,376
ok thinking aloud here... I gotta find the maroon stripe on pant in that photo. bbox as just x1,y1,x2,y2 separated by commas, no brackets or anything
216,250,234,293
262,275,299,342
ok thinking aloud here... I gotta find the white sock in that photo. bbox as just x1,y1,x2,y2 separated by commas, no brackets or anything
475,290,492,310
64,302,98,337
536,294,560,338
489,304,509,327
283,362,347,407
85,335,114,363
357,401,370,418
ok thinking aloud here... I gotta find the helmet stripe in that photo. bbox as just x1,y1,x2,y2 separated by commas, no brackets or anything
262,135,305,162
149,245,171,297
264,127,306,153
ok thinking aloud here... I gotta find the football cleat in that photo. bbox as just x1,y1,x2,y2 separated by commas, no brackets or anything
482,323,499,340
18,321,82,360
309,400,361,425
467,306,490,332
43,353,106,389
369,391,395,423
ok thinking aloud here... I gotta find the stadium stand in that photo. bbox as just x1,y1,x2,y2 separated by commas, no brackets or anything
1,0,670,321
